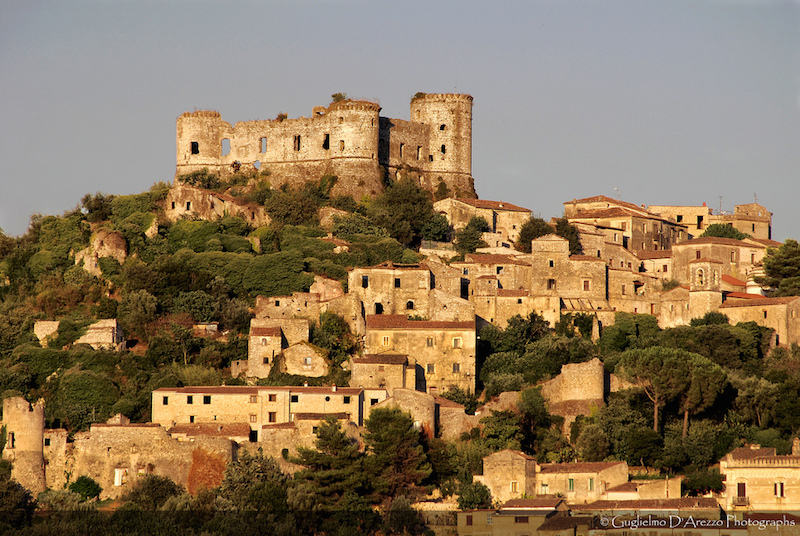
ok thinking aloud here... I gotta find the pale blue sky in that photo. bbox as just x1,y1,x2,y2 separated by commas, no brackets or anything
2,0,799,240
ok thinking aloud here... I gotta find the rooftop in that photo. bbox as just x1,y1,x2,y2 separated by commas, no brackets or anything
451,198,531,212
366,314,475,331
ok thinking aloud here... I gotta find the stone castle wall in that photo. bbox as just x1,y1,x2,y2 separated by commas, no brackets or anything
175,94,475,201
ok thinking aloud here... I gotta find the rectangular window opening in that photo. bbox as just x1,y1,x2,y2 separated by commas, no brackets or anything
190,141,199,155
260,137,267,153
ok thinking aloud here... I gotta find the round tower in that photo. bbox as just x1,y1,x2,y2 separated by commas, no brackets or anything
324,100,383,198
410,93,474,197
1,397,46,494
175,110,232,179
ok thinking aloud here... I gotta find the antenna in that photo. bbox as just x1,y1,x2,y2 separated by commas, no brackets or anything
613,187,620,200
754,192,758,204
718,196,723,215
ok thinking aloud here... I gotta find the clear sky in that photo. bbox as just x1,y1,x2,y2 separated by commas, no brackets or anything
2,0,799,241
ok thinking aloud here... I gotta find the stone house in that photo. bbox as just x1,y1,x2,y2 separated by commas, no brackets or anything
452,253,532,294
350,354,408,392
73,319,124,350
603,477,682,501
670,236,770,285
475,449,538,504
163,183,270,228
649,202,773,241
433,197,532,244
234,318,312,378
151,385,385,441
719,442,800,512
536,462,629,503
279,341,329,377
720,296,800,346
364,314,477,395
457,498,568,536
564,195,688,254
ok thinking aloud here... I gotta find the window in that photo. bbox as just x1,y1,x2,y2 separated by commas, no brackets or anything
221,139,230,156
395,278,401,288
187,396,193,405
583,280,591,291
249,414,257,423
439,124,446,130
339,116,344,124
416,146,422,160
203,395,211,405
190,141,199,154
496,266,503,274
312,426,319,434
406,301,414,310
293,135,301,151
291,395,298,403
189,415,195,423
731,251,736,262
268,394,277,402
114,468,127,487
547,279,556,290
775,482,785,497
268,412,277,423
399,143,404,157
262,357,269,365
589,478,594,491
453,363,460,373
260,137,267,153
186,201,191,210
463,268,469,275
697,268,705,285
696,250,701,259
343,396,351,404
568,478,574,491
339,140,345,151
427,363,435,374
548,259,554,267
44,438,50,447
452,337,462,349
322,134,330,150
511,481,518,493
249,395,257,403
515,517,529,524
426,337,434,347
382,336,390,347
304,356,312,365
541,483,548,493
663,264,668,273
622,285,626,296
466,515,473,526
441,144,446,154
362,275,369,288
370,398,379,406
162,396,169,405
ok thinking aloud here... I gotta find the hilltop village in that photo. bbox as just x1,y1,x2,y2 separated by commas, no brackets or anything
1,94,800,535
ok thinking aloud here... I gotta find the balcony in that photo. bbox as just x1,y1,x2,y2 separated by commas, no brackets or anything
732,497,749,507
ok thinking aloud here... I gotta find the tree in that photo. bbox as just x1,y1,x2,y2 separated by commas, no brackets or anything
457,481,492,510
122,474,183,510
757,239,800,296
554,218,582,255
290,416,369,511
218,448,288,512
331,92,348,102
369,177,436,247
363,407,431,501
420,213,450,242
575,424,610,461
0,477,35,530
117,289,158,341
516,217,553,253
454,216,489,256
680,355,726,438
311,312,358,367
616,347,692,432
69,475,102,501
700,223,749,240
479,410,523,451
730,373,779,428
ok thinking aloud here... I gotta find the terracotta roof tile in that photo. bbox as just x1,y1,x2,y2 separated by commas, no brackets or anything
722,274,747,286
724,292,763,300
569,498,720,510
565,195,647,214
637,251,673,260
453,198,531,212
463,253,529,266
539,461,625,474
681,236,761,247
250,326,282,337
720,296,800,308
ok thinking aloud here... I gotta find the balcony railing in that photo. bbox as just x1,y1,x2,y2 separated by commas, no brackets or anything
732,497,749,506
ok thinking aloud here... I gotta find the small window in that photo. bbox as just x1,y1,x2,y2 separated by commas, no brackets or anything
426,337,434,347
406,301,414,310
304,356,312,365
322,134,330,150
203,395,211,405
452,363,460,373
427,363,435,374
776,482,785,497
268,394,277,402
416,146,421,160
622,285,626,295
511,481,518,493
293,135,301,151
378,365,384,372
171,201,175,209
568,478,574,491
343,396,351,404
429,155,433,162
441,144,446,154
696,250,701,259
339,140,345,151
162,396,169,405
452,337,462,349
249,414,257,423
583,280,591,291
547,279,556,290
249,395,257,403
399,143,404,157
394,278,401,288
44,438,50,447
731,251,735,262
190,141,199,154
439,124,446,130
362,275,369,288
268,412,277,423
260,137,267,153
517,298,522,304
312,426,319,434
275,300,280,306
463,268,469,275
466,515,473,526
291,395,299,403
186,201,191,211
589,478,594,491
382,336,390,347
189,415,195,423
515,516,528,524
548,259,554,267
187,396,193,405
496,266,503,274
261,338,268,346
339,116,344,124
370,398,379,406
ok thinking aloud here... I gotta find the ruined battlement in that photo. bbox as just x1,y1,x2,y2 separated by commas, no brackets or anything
175,93,476,200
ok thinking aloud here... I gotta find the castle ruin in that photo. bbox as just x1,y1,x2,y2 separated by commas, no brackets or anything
175,93,476,200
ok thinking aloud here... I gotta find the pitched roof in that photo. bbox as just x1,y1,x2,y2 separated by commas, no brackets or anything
726,445,777,460
250,326,282,337
749,238,782,248
565,195,648,214
353,354,408,365
501,498,563,509
453,198,531,212
720,296,800,308
569,498,720,511
721,274,746,286
366,314,475,331
680,236,761,248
